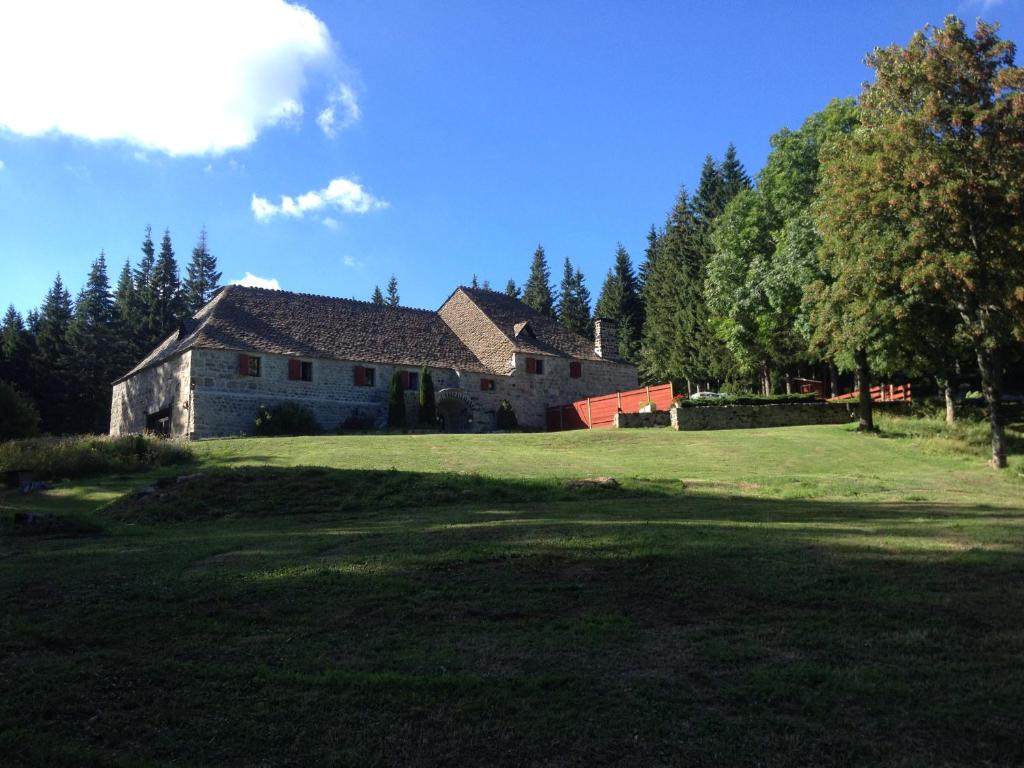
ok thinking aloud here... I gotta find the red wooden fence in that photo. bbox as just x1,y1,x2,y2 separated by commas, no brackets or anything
830,383,912,402
546,383,675,431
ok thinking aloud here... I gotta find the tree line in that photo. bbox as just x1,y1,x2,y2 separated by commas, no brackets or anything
0,227,221,434
471,17,1023,468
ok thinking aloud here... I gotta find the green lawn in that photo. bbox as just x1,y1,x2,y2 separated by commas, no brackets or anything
2,423,1023,766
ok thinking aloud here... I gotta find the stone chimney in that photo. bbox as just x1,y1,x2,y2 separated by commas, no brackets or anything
593,317,621,361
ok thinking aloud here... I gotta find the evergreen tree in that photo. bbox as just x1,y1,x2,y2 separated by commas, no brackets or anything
720,142,752,200
505,279,521,299
0,304,33,393
371,286,385,305
182,227,221,313
33,274,75,432
386,274,399,306
418,367,436,426
470,274,480,289
595,244,643,361
112,256,144,374
387,370,406,429
68,251,117,433
557,258,591,337
692,155,726,224
482,279,491,291
522,245,555,317
638,224,659,297
147,228,184,340
133,226,156,344
639,188,705,388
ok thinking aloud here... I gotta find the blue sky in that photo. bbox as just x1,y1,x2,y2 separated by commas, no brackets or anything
1,0,1021,316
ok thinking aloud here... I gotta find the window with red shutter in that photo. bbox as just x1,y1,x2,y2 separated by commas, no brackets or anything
526,357,537,374
354,365,366,386
399,371,410,390
480,378,495,391
238,353,249,376
570,362,582,379
288,359,301,380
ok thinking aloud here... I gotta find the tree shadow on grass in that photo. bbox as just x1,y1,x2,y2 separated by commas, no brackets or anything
4,466,1024,767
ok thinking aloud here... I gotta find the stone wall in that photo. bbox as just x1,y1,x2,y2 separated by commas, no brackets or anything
110,351,192,436
113,344,640,438
671,403,853,431
188,348,463,438
613,411,671,428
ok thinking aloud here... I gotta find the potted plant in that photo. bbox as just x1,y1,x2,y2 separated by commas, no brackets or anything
638,400,656,414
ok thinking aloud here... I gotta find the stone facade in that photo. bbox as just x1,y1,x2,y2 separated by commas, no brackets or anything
670,403,853,431
110,351,192,436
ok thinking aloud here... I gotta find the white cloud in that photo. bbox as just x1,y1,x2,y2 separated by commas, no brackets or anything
0,1,338,156
231,272,281,290
0,160,5,171
342,255,363,269
252,177,388,222
322,217,339,229
317,83,361,138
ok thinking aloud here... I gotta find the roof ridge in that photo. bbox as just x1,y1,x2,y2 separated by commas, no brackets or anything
227,284,438,315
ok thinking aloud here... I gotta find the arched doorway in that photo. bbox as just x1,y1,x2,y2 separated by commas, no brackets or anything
435,389,474,433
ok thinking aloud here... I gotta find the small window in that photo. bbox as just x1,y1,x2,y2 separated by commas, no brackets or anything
239,354,261,377
407,371,419,391
353,366,375,387
301,361,313,381
569,361,582,379
480,378,496,391
526,357,544,375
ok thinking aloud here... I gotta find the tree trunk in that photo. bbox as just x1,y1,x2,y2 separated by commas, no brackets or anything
975,347,1006,469
937,376,956,425
760,362,770,396
854,347,873,432
828,360,840,399
784,371,792,395
686,379,693,396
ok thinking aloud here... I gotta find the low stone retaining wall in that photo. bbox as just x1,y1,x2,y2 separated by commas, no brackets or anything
613,411,672,428
670,403,853,431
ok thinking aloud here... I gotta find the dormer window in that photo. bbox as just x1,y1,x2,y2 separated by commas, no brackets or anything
514,320,536,340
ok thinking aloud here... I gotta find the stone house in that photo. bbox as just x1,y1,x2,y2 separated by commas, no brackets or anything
109,285,638,438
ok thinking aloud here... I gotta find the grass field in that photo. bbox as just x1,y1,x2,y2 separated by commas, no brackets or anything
2,420,1023,766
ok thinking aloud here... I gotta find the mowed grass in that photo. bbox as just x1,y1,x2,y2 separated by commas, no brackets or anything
2,423,1023,766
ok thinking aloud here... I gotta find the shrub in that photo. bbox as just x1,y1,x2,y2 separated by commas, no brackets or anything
0,434,191,480
496,399,519,430
255,402,321,436
418,368,437,426
339,412,376,432
387,372,407,429
0,381,41,440
674,393,820,408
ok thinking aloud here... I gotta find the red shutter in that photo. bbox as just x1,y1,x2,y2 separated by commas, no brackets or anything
526,357,537,374
399,371,410,390
570,362,581,379
238,353,249,376
288,359,301,380
354,365,365,386
480,378,489,391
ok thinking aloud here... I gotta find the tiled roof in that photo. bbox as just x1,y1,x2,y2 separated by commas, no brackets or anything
116,286,492,381
454,287,605,362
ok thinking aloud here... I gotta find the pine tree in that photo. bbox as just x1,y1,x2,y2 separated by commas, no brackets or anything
557,258,591,337
639,188,705,388
147,228,184,340
470,274,480,289
418,367,436,426
371,286,385,305
522,245,555,317
33,274,75,432
595,244,642,361
482,279,491,291
182,226,221,313
0,304,33,393
68,251,116,433
720,142,752,199
387,370,406,429
693,155,726,225
505,279,521,299
386,274,399,306
638,225,659,297
133,226,156,345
